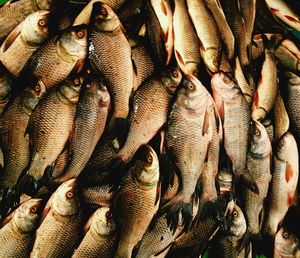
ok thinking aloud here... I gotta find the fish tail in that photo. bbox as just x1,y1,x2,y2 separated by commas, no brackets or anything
107,117,129,146
262,33,283,52
0,187,21,222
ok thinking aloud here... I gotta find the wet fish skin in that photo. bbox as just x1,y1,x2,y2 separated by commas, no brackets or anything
187,0,221,73
275,44,300,75
116,67,182,163
89,2,134,130
273,92,289,141
0,10,50,77
50,144,69,180
240,120,272,237
173,0,201,76
0,198,43,257
114,145,160,258
18,76,83,195
31,179,83,258
81,184,113,208
262,118,274,143
263,132,299,237
72,207,117,258
0,65,12,116
20,24,88,90
274,227,300,258
211,72,259,194
217,169,233,194
0,0,55,40
53,77,110,184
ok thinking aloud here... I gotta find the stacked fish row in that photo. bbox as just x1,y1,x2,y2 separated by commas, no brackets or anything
0,0,299,257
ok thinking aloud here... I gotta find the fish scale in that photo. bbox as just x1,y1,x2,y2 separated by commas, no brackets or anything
81,184,113,207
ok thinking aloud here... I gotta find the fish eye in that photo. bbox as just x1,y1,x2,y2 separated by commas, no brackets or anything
233,210,238,217
74,78,81,85
188,83,195,90
283,231,289,239
38,19,46,27
172,69,178,77
278,139,284,148
77,30,85,39
255,129,260,136
35,85,41,92
100,7,108,16
223,76,230,84
146,155,153,164
66,191,74,199
193,71,198,77
30,206,38,213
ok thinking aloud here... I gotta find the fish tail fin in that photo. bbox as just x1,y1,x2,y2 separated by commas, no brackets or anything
0,187,21,222
262,33,283,52
108,117,129,146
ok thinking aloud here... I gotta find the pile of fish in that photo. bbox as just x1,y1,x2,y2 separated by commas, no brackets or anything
0,0,300,257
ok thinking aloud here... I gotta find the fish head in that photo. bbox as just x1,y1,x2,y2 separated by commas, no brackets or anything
13,198,43,233
161,67,182,94
0,69,12,103
86,77,111,107
60,25,88,57
249,120,272,157
59,75,84,103
52,179,80,216
22,81,47,114
277,132,296,161
218,169,233,194
275,228,299,257
201,48,220,73
21,10,50,46
135,145,160,185
211,72,240,101
228,204,247,240
91,2,120,32
177,75,211,111
92,207,116,236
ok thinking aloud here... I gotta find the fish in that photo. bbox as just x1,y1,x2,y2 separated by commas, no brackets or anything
0,10,50,77
50,144,69,180
262,117,274,143
217,169,233,195
129,37,155,91
211,72,259,194
266,0,300,31
240,120,272,237
285,71,300,139
252,35,279,121
0,81,46,216
187,0,221,73
0,198,43,257
252,34,265,60
72,207,117,258
263,132,299,237
273,92,290,141
73,0,127,25
274,227,300,258
116,67,182,164
173,0,201,76
17,75,83,196
0,65,12,116
31,179,83,258
53,76,110,184
0,0,55,40
19,24,87,90
162,75,218,230
81,184,113,208
114,145,160,258
145,0,173,65
209,204,248,258
89,2,134,141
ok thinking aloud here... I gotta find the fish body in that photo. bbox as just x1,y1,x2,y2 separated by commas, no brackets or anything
81,184,113,208
273,93,290,141
0,10,50,77
263,132,299,237
72,207,117,258
0,65,12,116
31,179,83,257
117,67,182,163
0,198,43,257
114,145,160,258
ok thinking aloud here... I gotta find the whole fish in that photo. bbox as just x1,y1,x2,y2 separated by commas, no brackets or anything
17,76,83,195
263,132,299,237
203,0,234,62
252,35,279,121
145,0,173,65
31,179,83,258
162,75,218,230
187,0,221,73
285,71,300,138
129,38,155,91
0,82,46,213
0,198,43,257
173,0,201,76
0,10,50,77
72,207,117,258
89,2,134,140
274,227,300,258
19,24,87,90
116,67,182,164
0,65,12,116
211,72,259,194
209,204,248,258
240,120,272,237
81,184,113,208
73,0,127,25
0,0,55,40
114,145,160,258
53,77,110,184
273,92,290,141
